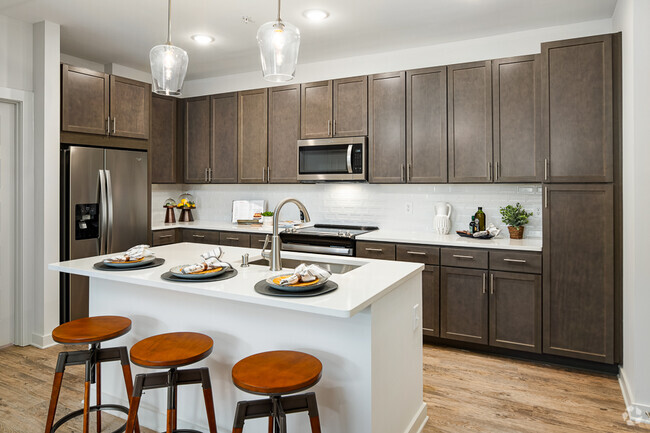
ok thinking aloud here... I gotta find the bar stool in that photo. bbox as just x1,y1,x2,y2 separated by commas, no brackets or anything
231,351,322,433
124,332,218,433
44,315,140,433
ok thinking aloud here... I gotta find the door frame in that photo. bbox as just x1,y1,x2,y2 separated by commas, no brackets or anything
0,87,35,346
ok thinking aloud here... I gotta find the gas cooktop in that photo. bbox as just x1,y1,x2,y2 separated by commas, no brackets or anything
285,224,379,239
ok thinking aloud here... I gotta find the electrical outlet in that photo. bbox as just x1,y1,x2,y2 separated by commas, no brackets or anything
412,304,420,331
405,202,413,214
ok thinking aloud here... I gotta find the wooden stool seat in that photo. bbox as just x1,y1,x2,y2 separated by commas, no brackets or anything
52,316,132,344
129,332,213,368
232,350,322,395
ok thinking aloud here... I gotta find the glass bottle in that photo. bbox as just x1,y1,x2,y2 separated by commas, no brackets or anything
474,207,486,231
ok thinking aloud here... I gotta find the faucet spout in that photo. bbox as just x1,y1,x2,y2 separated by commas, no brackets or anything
266,198,310,271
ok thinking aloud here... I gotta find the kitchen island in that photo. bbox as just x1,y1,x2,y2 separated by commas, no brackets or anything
49,243,427,433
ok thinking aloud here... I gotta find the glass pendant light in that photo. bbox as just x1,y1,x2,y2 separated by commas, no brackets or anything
256,0,300,82
150,0,188,95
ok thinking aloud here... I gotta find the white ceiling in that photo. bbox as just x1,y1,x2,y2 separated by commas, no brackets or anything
0,0,617,80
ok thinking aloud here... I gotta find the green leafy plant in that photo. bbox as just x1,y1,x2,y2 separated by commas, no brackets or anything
261,211,274,217
499,203,533,227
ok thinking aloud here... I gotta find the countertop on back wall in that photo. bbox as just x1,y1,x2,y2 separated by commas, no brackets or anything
151,220,307,233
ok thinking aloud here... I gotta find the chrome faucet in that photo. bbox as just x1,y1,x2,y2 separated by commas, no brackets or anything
261,198,311,271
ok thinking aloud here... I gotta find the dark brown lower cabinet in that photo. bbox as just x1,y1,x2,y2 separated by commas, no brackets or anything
182,229,220,244
422,265,440,337
440,267,488,344
152,229,178,246
250,234,270,249
219,232,251,248
489,271,541,353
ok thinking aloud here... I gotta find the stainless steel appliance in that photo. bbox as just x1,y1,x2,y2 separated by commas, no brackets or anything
60,146,148,322
280,224,378,256
297,136,367,182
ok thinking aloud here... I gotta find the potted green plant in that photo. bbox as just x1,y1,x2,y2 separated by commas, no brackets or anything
261,211,274,226
499,203,533,239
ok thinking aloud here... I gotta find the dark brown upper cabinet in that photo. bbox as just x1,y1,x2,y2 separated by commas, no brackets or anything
210,93,238,183
543,184,614,363
268,84,300,183
300,77,367,139
238,89,268,183
447,61,493,183
183,96,211,183
407,67,447,183
151,94,178,183
541,34,614,183
492,55,543,183
61,64,110,136
440,266,488,344
109,75,150,139
368,71,406,183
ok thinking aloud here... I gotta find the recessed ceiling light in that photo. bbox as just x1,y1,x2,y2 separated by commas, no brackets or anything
191,34,215,45
303,9,329,21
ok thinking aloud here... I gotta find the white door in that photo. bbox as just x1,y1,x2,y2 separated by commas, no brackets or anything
0,101,16,346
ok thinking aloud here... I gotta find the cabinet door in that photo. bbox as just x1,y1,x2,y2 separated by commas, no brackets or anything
151,95,178,183
152,229,178,246
440,267,488,344
211,93,238,183
250,233,270,249
269,84,300,183
183,96,211,183
333,76,367,137
301,81,332,139
448,61,493,183
407,67,447,183
542,34,614,183
238,89,268,183
368,71,406,183
109,75,151,139
422,265,440,337
543,184,614,363
489,271,541,353
492,55,543,183
182,229,220,244
219,232,251,248
61,64,109,135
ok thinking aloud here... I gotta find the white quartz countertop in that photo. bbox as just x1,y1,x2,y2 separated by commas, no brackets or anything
151,220,306,233
357,230,542,252
49,243,423,319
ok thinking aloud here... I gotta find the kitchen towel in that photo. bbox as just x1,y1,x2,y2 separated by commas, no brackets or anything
106,245,152,263
181,248,230,274
279,264,331,285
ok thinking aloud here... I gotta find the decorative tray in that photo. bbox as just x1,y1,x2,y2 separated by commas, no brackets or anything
456,230,495,240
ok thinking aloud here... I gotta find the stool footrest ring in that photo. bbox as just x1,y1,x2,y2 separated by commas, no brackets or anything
50,403,130,433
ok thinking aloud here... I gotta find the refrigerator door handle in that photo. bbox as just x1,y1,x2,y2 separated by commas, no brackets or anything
98,169,108,255
105,169,115,253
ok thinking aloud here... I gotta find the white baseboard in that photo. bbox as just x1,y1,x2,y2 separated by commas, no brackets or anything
619,367,650,425
31,332,55,348
404,402,428,433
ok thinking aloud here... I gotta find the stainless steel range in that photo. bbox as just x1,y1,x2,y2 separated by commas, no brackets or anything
280,224,378,256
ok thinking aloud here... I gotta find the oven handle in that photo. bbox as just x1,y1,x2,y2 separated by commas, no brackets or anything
347,144,353,174
282,243,354,256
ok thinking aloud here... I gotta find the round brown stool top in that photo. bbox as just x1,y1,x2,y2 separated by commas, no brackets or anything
130,332,213,369
232,350,322,396
52,316,132,344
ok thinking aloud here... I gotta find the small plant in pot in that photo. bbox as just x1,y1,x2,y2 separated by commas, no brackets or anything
261,211,274,226
499,203,533,239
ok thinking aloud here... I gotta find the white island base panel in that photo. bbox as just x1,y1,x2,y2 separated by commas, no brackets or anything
89,275,427,433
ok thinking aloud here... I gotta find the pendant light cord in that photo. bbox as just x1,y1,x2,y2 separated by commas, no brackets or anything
166,0,172,44
277,0,282,22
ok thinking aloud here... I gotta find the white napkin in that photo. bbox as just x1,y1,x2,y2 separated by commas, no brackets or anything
106,245,152,263
473,223,501,238
181,248,229,274
279,264,331,286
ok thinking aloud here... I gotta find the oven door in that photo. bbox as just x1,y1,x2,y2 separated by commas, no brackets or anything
297,136,367,182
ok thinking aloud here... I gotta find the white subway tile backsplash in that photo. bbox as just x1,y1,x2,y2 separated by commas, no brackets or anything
152,183,542,238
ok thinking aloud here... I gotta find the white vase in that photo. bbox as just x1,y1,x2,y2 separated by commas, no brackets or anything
433,202,452,235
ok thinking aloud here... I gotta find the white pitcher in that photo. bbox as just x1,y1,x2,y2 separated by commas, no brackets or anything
433,202,452,235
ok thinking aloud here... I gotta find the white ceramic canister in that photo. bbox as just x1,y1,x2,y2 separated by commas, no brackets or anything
433,202,452,235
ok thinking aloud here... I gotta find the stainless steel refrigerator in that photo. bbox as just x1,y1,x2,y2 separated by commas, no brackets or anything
60,146,148,322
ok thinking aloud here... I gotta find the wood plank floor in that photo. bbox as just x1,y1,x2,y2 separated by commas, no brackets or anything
0,343,646,432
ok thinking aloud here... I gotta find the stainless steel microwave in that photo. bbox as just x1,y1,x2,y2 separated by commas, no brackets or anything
297,136,367,182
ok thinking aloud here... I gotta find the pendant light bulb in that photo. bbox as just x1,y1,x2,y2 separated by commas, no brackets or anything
150,0,188,96
257,0,300,82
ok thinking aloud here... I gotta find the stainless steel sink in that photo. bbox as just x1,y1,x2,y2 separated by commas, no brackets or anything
249,258,361,274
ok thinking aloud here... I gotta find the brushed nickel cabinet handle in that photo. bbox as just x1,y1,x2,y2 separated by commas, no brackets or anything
192,234,205,239
407,163,411,182
452,254,474,259
262,166,266,183
112,117,116,134
406,251,427,256
158,235,173,239
365,247,384,252
205,167,208,182
226,237,239,241
488,162,493,181
482,273,487,294
106,117,111,135
258,239,266,243
544,158,549,181
400,164,405,182
503,258,527,263
490,273,494,295
267,166,270,183
544,187,548,208
327,120,332,136
333,119,337,135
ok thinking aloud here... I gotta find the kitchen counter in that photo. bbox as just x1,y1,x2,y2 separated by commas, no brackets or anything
357,229,543,251
151,220,305,233
49,243,427,433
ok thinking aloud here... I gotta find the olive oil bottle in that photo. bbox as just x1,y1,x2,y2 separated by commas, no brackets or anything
474,207,486,231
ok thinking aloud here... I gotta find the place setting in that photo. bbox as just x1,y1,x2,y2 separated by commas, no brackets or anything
254,263,338,297
161,247,238,282
93,245,165,271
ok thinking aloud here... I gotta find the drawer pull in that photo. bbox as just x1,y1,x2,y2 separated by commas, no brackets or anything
365,248,384,252
226,237,239,241
503,258,527,263
192,234,205,239
406,251,427,256
158,235,173,239
258,239,266,243
452,254,474,259
482,273,486,294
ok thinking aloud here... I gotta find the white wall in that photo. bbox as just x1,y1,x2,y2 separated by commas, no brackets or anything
0,14,33,92
182,18,612,97
614,0,650,424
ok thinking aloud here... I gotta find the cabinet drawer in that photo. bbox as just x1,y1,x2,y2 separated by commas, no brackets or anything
220,232,251,248
152,229,177,246
396,244,439,265
182,229,220,244
441,248,488,269
356,241,396,260
250,234,271,248
490,250,542,274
